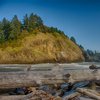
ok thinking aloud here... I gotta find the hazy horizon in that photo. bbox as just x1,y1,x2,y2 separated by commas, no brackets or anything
0,0,100,51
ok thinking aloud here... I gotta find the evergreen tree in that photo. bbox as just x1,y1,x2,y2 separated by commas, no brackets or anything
0,21,5,43
10,15,21,39
87,49,94,56
0,33,5,43
28,13,36,31
2,18,12,40
70,36,76,44
0,21,3,33
33,14,43,26
23,14,29,30
79,45,84,50
28,13,43,32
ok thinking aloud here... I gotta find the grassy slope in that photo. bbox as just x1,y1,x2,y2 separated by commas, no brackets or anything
0,31,84,64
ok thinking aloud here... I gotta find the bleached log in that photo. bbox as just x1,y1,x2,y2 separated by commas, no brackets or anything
0,67,100,89
76,88,100,100
0,95,25,100
63,92,80,100
0,92,39,100
89,81,96,90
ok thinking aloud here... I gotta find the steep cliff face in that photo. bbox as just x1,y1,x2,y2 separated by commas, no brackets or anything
0,32,84,64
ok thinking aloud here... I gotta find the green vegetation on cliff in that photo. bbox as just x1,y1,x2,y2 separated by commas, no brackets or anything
0,13,84,63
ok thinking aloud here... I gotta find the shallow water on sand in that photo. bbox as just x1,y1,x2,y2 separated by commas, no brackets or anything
0,62,99,72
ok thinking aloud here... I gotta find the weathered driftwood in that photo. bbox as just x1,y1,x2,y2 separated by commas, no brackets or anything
76,88,100,100
0,67,100,89
20,89,61,100
0,95,25,100
89,81,96,90
63,92,80,100
0,89,55,100
0,72,66,89
0,92,41,100
0,87,36,100
96,80,100,86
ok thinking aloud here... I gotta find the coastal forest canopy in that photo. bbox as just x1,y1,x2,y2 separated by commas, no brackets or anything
0,13,99,63
0,13,85,63
0,13,66,43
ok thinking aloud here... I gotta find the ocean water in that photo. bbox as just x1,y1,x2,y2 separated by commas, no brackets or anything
0,62,99,72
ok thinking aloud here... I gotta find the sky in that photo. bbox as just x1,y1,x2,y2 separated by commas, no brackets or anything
0,0,100,51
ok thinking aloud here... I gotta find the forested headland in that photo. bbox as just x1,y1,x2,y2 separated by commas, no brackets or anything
0,13,87,63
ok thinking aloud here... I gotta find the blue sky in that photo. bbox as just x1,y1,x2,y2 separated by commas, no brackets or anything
0,0,100,51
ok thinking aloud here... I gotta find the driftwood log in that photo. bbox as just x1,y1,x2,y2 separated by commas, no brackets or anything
63,92,80,100
0,95,25,100
76,88,100,100
0,66,100,89
0,89,61,100
0,92,46,100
